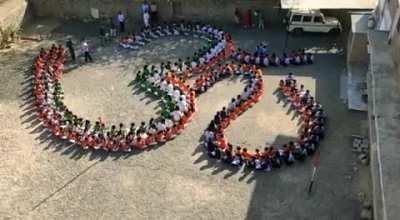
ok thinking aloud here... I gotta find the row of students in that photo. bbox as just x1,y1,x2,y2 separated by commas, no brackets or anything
120,22,235,80
232,48,314,67
192,62,260,95
279,73,326,143
33,45,197,152
120,22,224,51
202,69,265,168
201,72,326,171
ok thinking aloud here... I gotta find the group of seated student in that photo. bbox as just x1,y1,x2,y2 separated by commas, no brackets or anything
120,32,149,49
201,72,326,171
279,73,326,144
33,45,197,152
119,21,235,78
192,61,260,95
232,47,314,67
202,69,268,169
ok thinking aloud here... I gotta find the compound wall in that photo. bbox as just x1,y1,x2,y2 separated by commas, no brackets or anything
28,0,282,25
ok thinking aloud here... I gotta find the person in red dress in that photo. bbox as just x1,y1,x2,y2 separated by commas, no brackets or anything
243,9,252,28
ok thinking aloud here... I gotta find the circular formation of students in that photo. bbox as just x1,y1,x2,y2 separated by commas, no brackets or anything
32,21,325,172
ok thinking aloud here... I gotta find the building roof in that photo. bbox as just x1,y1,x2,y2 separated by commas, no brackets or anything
281,0,378,9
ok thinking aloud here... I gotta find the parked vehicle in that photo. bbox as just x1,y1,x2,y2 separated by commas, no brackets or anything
284,9,342,34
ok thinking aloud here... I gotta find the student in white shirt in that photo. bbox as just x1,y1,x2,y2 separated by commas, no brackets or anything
171,108,183,122
165,118,174,128
172,89,181,102
177,98,188,112
143,11,150,28
156,119,166,132
81,41,93,62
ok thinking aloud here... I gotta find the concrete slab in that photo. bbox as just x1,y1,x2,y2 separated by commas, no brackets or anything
368,30,400,220
347,63,368,111
0,20,369,219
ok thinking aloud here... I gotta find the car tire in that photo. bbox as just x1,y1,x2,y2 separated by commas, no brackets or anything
292,28,303,35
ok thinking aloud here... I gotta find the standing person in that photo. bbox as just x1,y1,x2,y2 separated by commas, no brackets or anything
81,40,93,63
143,11,150,28
234,8,242,27
66,38,75,62
109,17,117,37
258,11,265,30
243,9,252,28
252,10,259,28
141,1,150,26
150,1,158,23
117,11,126,33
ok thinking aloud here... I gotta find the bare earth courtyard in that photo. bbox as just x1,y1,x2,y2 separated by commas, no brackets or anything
0,19,369,219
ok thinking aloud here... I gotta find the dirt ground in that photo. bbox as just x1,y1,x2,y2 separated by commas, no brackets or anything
0,19,370,219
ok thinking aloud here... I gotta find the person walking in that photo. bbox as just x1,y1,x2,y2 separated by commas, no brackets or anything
243,9,252,28
141,1,150,26
150,1,158,23
234,8,242,27
66,38,75,62
81,40,93,63
117,11,126,33
143,11,150,28
252,10,259,28
258,11,265,30
109,17,117,37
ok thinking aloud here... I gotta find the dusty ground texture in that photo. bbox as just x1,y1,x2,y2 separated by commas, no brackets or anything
0,19,369,220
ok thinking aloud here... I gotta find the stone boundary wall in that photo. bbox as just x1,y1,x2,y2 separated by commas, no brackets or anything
29,0,282,24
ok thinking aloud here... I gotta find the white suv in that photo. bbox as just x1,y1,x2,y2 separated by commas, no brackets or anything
285,9,342,34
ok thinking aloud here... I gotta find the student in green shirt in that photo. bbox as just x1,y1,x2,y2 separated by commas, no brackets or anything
252,10,259,28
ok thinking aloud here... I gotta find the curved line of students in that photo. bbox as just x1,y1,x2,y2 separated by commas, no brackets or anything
202,72,327,171
201,68,264,166
33,45,197,152
232,47,314,67
192,61,260,95
120,21,235,79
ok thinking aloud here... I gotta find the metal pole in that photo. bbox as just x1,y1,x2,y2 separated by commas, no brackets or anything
308,166,317,194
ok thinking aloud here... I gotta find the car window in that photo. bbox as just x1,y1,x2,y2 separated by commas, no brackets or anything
303,16,312,22
291,15,302,22
314,16,323,23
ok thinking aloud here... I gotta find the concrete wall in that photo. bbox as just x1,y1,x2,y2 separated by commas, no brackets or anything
391,33,400,82
28,0,282,24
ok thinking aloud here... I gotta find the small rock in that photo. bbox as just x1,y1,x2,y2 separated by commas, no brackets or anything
358,191,365,200
358,154,367,160
362,201,371,209
353,166,359,172
361,158,369,166
361,208,372,220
